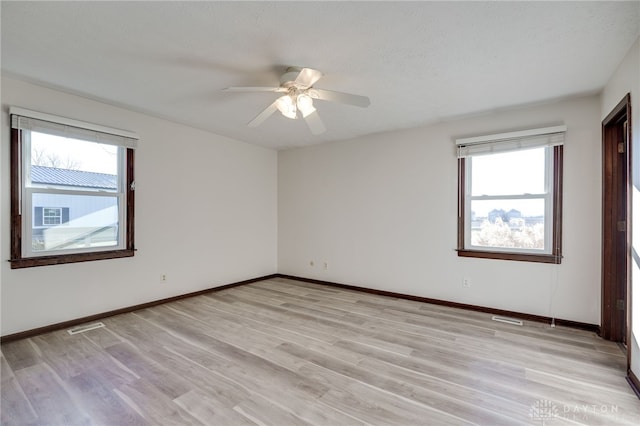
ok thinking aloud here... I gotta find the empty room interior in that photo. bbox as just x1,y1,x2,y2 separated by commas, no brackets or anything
2,1,640,425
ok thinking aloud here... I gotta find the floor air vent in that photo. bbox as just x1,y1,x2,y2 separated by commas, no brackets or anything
67,322,105,335
491,316,523,326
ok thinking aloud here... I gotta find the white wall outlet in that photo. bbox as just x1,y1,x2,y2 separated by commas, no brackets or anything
324,262,328,270
462,278,471,288
309,260,314,267
161,274,167,282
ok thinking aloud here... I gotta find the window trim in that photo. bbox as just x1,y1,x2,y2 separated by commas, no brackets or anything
457,145,563,264
10,125,136,269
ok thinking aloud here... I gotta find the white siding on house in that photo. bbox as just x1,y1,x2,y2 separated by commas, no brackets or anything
32,193,116,227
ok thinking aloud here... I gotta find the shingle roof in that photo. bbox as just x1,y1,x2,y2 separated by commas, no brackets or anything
31,165,117,190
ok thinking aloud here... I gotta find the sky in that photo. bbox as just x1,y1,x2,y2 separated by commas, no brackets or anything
470,147,546,217
31,132,118,175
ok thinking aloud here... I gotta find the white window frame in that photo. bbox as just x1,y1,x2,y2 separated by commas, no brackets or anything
42,207,63,226
21,135,126,257
463,146,554,255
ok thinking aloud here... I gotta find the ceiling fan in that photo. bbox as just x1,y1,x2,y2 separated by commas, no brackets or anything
223,67,370,135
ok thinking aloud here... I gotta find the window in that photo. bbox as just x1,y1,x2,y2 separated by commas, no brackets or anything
10,107,137,268
456,126,564,263
42,207,62,226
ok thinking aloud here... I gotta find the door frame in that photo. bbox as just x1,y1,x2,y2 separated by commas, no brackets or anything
601,93,632,363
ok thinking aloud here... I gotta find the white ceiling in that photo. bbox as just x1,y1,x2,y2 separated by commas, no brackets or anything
2,1,639,150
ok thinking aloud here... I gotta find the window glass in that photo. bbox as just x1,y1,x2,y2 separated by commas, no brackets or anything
30,132,119,189
10,110,136,268
469,199,545,250
31,194,119,253
458,142,562,264
470,148,545,196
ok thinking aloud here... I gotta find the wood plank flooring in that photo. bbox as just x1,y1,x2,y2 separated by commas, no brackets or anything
2,277,639,425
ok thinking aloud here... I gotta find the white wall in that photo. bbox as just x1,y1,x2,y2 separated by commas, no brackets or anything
279,96,602,324
1,76,278,336
601,38,640,378
0,74,615,336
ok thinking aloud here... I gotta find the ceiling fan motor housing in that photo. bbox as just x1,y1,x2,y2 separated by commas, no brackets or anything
280,67,304,88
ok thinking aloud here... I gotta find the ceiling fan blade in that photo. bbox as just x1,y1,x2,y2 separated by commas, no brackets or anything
248,101,279,128
295,68,323,88
310,88,370,108
304,110,326,135
223,86,286,92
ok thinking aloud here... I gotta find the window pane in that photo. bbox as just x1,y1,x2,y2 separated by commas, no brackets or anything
470,199,545,250
471,147,545,196
43,208,62,225
31,193,120,252
31,131,119,174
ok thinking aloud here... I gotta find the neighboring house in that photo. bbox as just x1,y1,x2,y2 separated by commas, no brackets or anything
31,165,117,191
487,208,521,224
30,165,119,250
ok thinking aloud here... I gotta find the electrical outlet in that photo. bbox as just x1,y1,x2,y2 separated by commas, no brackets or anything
324,262,328,270
309,260,314,267
462,278,471,288
161,274,167,282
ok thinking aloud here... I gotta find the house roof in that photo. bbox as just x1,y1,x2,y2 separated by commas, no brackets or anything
31,165,117,190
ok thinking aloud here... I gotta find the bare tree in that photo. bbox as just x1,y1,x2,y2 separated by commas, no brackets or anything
32,148,47,166
32,148,81,170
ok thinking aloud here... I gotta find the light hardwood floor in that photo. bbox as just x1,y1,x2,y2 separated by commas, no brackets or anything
2,277,639,425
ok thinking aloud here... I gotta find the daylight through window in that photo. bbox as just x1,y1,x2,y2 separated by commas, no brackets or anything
456,126,564,263
10,107,137,268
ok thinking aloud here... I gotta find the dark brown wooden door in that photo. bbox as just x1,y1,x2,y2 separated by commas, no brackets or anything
601,94,631,344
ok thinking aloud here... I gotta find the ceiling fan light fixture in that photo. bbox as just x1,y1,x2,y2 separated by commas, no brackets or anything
296,94,316,118
225,66,370,132
276,95,297,119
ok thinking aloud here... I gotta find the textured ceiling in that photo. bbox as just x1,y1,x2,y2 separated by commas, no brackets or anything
2,1,639,150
